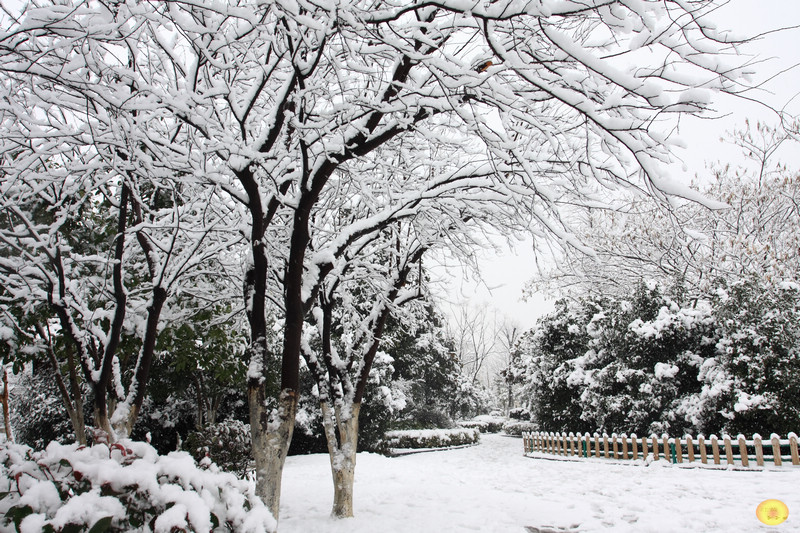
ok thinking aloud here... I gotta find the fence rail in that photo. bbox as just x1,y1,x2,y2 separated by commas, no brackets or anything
522,431,800,468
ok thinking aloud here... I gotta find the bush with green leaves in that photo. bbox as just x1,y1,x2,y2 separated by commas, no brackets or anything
184,420,252,477
0,439,274,532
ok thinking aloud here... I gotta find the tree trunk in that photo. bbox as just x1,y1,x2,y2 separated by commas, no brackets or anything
66,346,87,445
93,405,114,444
249,386,297,520
40,323,87,445
1,367,11,442
321,402,361,518
115,286,167,438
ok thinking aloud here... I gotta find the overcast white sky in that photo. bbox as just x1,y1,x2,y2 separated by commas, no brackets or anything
434,0,800,331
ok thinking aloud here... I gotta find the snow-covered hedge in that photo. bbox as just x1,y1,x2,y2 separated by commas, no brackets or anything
458,415,506,433
384,428,479,449
502,421,538,436
0,440,275,533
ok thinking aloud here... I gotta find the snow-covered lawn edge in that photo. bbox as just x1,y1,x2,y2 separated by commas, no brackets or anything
0,440,275,533
383,428,479,450
523,451,796,472
388,443,479,456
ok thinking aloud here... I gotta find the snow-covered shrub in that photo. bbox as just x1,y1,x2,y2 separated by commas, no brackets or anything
358,351,408,453
458,415,506,433
450,378,493,420
696,279,800,436
383,428,479,450
0,439,275,532
508,407,531,421
185,419,252,477
394,407,453,431
502,421,538,436
10,368,80,450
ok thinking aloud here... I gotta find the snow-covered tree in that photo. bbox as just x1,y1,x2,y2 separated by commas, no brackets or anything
0,154,239,443
1,0,753,523
536,122,800,299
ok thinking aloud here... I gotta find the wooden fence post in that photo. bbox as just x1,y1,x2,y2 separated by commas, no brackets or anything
675,437,683,464
738,435,749,467
622,434,629,460
631,433,638,460
771,434,782,466
594,433,601,458
789,433,799,466
641,435,648,460
662,435,670,463
698,435,707,464
754,434,765,467
603,434,610,459
569,433,576,456
723,435,734,465
651,435,659,461
711,435,721,465
686,435,695,463
612,434,619,459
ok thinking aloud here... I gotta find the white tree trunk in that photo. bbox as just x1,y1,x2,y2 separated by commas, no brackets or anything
250,388,298,521
321,401,360,518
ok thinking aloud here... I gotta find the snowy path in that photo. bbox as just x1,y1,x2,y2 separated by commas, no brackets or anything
279,433,798,532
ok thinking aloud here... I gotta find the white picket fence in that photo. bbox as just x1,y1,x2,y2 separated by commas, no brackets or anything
522,431,800,468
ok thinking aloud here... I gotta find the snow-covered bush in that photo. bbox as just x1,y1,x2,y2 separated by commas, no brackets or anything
0,440,275,532
10,368,80,450
502,421,538,436
508,407,531,421
185,420,252,477
450,379,493,420
383,428,479,450
458,415,507,434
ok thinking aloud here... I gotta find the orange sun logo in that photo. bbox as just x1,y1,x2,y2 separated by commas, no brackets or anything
756,499,789,526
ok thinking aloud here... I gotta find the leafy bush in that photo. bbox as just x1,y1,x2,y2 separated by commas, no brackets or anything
184,419,252,477
0,439,275,532
383,428,479,449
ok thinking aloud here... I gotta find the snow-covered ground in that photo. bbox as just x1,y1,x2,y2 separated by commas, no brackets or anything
280,433,798,532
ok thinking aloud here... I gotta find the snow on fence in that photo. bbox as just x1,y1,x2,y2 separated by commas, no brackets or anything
522,431,800,468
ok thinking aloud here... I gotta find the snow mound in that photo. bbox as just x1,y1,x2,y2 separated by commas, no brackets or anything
0,440,275,532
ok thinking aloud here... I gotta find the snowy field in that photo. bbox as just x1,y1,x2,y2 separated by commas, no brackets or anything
280,433,798,532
